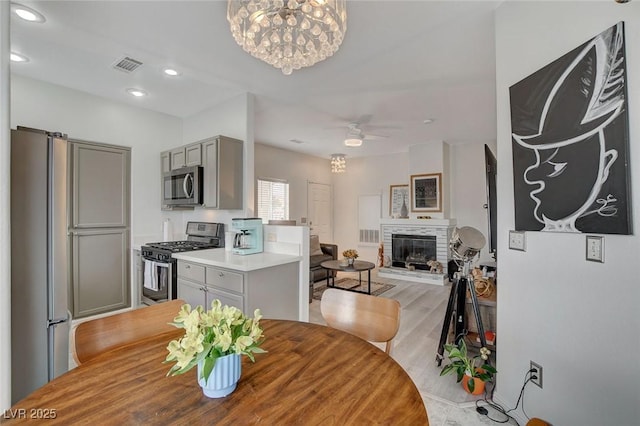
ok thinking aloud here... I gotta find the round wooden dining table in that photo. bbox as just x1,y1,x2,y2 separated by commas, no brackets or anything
3,319,428,425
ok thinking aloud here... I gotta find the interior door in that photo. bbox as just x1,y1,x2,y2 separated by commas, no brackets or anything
307,182,333,242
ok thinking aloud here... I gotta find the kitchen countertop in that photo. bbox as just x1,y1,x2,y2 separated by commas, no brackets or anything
172,248,302,272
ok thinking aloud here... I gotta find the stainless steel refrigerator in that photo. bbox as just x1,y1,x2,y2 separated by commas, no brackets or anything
11,127,70,403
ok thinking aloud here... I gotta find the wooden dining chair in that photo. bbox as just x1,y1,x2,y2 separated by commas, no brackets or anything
72,299,185,365
320,288,401,354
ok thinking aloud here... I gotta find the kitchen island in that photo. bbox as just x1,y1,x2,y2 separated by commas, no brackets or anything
172,249,303,321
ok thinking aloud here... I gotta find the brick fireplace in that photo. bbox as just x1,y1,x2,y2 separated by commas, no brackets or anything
378,219,456,285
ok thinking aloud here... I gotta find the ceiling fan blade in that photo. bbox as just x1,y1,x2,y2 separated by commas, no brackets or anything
366,124,402,130
363,133,388,140
355,114,373,125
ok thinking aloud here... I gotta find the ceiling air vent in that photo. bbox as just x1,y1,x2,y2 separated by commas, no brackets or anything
113,56,143,73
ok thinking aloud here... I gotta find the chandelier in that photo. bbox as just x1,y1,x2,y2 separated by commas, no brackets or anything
330,153,346,173
227,0,347,75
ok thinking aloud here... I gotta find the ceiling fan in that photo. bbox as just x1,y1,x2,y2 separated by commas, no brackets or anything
340,115,397,147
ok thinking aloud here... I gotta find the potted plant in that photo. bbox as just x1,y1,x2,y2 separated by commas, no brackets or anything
440,339,496,394
165,300,266,398
342,249,359,265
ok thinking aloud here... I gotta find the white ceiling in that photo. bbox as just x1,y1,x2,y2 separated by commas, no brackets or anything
9,0,500,159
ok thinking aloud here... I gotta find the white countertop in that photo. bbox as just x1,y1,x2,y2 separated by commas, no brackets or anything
172,248,302,272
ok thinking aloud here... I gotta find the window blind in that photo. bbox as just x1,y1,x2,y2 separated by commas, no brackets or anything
257,179,289,223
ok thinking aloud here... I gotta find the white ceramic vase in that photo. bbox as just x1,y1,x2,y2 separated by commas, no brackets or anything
197,353,241,398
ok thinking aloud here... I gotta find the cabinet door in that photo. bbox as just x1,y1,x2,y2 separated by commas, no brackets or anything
218,137,243,209
201,138,218,208
185,143,202,167
134,249,143,306
205,286,244,311
71,229,130,318
160,151,171,174
71,143,129,228
170,148,186,170
177,278,207,308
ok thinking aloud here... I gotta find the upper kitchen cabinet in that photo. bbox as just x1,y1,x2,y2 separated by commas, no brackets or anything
161,136,243,210
169,143,202,170
201,136,243,209
161,151,171,174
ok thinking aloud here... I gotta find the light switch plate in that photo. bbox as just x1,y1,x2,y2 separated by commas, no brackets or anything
509,230,526,251
586,235,604,263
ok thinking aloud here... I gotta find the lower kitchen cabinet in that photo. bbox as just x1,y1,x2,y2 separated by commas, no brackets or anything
71,228,130,318
176,259,299,320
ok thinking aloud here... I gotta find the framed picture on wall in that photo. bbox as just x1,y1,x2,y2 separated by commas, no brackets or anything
389,184,409,217
411,173,442,212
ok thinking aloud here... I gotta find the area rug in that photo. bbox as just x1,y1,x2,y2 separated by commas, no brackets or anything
312,278,395,301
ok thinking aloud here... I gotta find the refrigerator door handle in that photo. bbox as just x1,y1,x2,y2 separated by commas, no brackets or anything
47,317,68,327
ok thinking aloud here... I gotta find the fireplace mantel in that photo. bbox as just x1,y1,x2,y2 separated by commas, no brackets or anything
379,218,457,285
379,218,456,227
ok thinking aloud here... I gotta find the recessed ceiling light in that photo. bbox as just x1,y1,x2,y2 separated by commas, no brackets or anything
423,119,435,124
11,3,46,23
10,52,29,63
126,88,148,97
163,68,180,77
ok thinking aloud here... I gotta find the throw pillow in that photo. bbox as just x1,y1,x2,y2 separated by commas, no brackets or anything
310,235,324,256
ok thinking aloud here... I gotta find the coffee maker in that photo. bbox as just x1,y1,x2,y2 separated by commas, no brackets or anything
231,218,264,255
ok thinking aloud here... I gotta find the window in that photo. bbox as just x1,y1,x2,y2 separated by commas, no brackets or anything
257,178,289,223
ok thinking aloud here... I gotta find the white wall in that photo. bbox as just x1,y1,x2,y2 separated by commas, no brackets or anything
331,144,492,266
178,93,253,237
495,2,640,425
0,0,11,411
450,142,496,264
10,75,183,240
408,141,446,219
255,143,331,225
333,152,409,263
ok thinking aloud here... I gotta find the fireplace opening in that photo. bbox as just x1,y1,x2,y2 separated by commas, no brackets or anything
391,234,437,270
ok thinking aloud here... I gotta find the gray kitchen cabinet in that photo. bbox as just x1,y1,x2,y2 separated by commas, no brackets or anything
201,136,243,209
160,151,171,174
170,143,201,170
176,259,298,319
134,249,143,306
177,278,207,308
177,261,244,311
68,140,131,318
71,228,130,317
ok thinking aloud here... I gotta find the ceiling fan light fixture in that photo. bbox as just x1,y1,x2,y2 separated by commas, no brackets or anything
344,137,363,147
227,0,347,75
330,153,346,173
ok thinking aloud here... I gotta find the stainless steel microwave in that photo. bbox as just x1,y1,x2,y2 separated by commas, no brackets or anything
162,166,203,206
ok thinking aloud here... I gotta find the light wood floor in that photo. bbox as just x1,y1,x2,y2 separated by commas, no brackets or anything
309,270,517,426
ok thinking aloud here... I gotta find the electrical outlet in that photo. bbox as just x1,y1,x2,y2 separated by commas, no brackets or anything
530,361,543,388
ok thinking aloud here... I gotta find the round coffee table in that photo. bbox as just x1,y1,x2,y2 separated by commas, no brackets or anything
320,259,376,294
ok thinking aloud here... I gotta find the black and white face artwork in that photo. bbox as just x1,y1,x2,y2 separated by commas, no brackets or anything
509,22,631,234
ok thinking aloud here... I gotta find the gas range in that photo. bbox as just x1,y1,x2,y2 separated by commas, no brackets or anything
141,222,224,262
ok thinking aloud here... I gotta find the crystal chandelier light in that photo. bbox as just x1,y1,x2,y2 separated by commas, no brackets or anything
227,0,347,75
330,153,346,173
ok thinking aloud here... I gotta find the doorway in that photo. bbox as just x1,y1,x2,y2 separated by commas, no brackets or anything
307,181,333,243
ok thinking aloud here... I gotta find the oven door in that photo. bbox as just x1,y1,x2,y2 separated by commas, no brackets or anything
140,257,176,305
162,166,203,206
